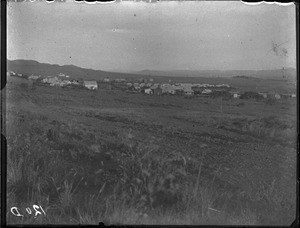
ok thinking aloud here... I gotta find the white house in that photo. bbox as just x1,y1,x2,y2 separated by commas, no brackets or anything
202,89,212,94
60,80,71,86
71,80,79,85
133,85,141,90
104,77,110,82
274,93,281,99
233,93,240,98
28,75,40,80
115,78,126,83
291,94,296,98
173,85,183,90
84,81,98,90
144,88,153,94
146,83,153,87
232,92,241,98
229,91,241,98
162,84,176,94
43,76,59,84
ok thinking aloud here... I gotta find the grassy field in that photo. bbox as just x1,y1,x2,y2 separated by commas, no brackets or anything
5,76,297,225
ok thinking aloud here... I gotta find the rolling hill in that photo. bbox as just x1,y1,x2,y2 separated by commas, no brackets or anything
135,68,297,81
7,59,296,83
7,59,131,81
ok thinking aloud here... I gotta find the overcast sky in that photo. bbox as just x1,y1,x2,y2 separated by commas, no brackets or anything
7,1,296,72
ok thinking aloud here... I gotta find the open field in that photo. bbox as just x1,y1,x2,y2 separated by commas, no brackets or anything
5,76,297,225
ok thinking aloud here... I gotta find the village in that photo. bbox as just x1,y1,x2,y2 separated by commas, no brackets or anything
7,71,296,101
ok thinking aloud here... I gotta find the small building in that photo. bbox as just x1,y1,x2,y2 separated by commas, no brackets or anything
233,93,240,98
126,82,132,87
229,91,241,98
202,89,212,94
173,85,183,90
146,83,153,87
184,89,194,96
258,92,268,99
133,83,141,91
60,80,71,86
8,71,16,76
291,94,296,98
28,75,40,80
43,76,59,84
274,93,281,99
104,77,110,82
163,87,176,95
144,88,153,95
115,78,126,83
83,80,98,90
162,84,175,95
71,80,80,85
149,78,154,82
42,76,58,83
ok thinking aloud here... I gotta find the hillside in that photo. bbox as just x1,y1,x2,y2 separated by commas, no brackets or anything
135,68,297,81
7,59,133,81
232,75,259,79
8,59,296,82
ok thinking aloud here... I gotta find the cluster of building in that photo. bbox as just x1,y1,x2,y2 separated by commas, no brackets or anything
125,82,231,96
7,71,296,99
8,71,83,88
113,78,296,100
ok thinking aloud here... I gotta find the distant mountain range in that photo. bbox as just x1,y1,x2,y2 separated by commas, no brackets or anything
7,59,296,81
7,59,130,81
135,68,296,81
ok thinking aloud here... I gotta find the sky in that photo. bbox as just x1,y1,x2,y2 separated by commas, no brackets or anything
7,0,296,72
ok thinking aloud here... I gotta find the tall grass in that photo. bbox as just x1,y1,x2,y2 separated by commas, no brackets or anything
6,112,295,225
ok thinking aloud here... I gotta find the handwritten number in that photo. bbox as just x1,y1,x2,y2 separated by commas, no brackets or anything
26,207,32,214
33,204,42,217
39,205,46,215
10,205,46,218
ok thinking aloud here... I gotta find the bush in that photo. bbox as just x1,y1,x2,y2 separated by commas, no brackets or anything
265,98,277,105
19,83,28,90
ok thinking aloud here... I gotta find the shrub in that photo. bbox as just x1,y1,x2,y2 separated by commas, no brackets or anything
265,98,277,105
19,83,28,90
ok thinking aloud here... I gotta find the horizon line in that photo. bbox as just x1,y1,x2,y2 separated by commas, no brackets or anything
7,58,296,74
